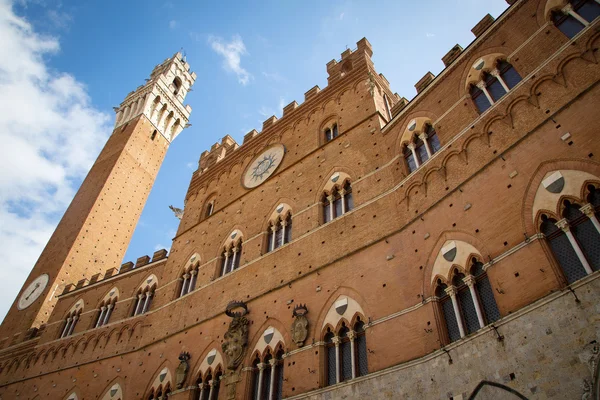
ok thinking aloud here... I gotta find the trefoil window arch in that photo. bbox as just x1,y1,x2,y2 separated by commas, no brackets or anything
178,262,200,298
59,308,82,339
551,0,600,39
267,213,292,253
324,123,339,143
435,259,500,344
540,196,600,284
132,285,155,316
322,180,353,223
250,347,285,400
323,316,368,387
94,297,117,328
220,240,243,277
469,59,522,114
402,124,441,173
196,368,222,400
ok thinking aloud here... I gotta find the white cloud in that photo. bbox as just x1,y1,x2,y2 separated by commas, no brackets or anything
208,35,252,85
169,19,177,29
262,71,285,83
426,32,435,38
0,0,111,322
339,12,344,20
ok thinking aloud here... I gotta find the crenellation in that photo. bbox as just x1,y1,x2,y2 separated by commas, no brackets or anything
262,115,278,130
304,84,321,101
243,129,259,143
442,44,464,67
134,255,151,269
414,71,435,93
472,13,495,37
120,261,135,273
283,100,298,116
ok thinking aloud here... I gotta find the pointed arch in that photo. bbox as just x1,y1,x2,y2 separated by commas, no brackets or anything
99,377,125,400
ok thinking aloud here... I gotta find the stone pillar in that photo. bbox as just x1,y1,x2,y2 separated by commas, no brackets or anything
221,251,229,277
95,307,106,328
67,315,78,336
327,195,335,221
180,274,189,297
580,204,600,235
556,219,593,275
348,330,357,379
476,81,495,106
270,225,277,251
489,68,510,92
340,189,347,215
332,336,341,383
256,363,266,399
61,317,72,338
102,304,113,326
279,220,287,247
230,246,239,272
134,293,144,315
463,275,485,329
418,133,432,158
445,286,466,338
189,269,198,292
142,292,152,313
207,379,215,400
562,3,589,26
268,358,277,399
407,143,420,168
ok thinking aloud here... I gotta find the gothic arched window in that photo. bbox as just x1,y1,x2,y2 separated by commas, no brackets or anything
323,316,368,387
132,287,155,316
178,263,199,298
552,0,600,39
435,280,461,344
267,213,292,253
59,309,82,339
470,60,522,114
322,181,354,223
324,123,339,143
220,240,242,277
250,347,285,400
173,76,182,96
94,298,117,328
402,124,442,174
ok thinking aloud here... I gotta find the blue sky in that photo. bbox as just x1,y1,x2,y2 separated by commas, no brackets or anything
0,0,508,322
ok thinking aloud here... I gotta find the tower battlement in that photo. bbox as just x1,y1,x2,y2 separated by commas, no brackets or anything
114,52,197,142
195,38,396,175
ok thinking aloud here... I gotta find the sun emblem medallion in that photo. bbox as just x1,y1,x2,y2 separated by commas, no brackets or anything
242,144,285,188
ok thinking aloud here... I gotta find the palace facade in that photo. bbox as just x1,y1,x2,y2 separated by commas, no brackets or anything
0,0,600,399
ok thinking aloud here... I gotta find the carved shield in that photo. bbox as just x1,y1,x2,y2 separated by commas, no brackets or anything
222,316,249,370
291,315,309,347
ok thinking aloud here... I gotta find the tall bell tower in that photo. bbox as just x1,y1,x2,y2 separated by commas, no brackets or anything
0,53,196,342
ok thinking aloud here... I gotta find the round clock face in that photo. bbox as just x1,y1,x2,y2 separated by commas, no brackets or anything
242,145,285,189
18,274,49,310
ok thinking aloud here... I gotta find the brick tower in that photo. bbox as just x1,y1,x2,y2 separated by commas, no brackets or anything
0,53,196,342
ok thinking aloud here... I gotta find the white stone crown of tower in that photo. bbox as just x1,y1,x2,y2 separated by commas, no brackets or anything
113,52,197,142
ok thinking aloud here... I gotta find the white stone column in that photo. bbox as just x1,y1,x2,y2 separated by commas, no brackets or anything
207,379,215,400
179,274,188,297
95,307,106,328
230,246,239,273
189,270,198,292
280,220,287,247
490,68,510,93
142,292,152,313
61,317,72,338
270,225,277,251
256,363,266,399
562,3,589,27
332,336,341,384
418,133,433,158
348,330,357,379
556,219,593,275
463,275,485,329
268,358,277,400
198,383,205,400
407,143,420,168
445,286,466,338
67,315,78,336
221,251,229,276
580,204,600,235
328,195,335,221
102,304,113,326
134,293,144,315
476,81,495,106
340,189,347,215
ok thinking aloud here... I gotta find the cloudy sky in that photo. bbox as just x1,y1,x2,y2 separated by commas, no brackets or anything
0,0,508,322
